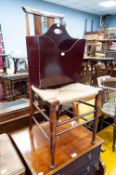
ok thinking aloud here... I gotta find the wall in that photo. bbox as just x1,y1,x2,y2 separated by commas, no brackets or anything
0,0,100,56
108,15,116,28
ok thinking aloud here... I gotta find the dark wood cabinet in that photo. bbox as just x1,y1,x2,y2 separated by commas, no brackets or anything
53,146,101,175
0,73,29,101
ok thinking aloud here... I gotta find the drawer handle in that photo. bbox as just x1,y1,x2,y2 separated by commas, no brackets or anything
94,163,99,171
86,166,90,172
88,153,92,160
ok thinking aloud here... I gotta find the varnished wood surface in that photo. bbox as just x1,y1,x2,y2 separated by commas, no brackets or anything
11,116,103,175
0,99,29,116
0,134,25,175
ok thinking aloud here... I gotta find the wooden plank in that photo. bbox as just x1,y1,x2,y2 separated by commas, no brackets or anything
0,134,25,175
22,6,64,19
34,15,42,35
25,12,30,36
47,17,55,28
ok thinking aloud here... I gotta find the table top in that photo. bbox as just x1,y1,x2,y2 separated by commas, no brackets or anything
0,72,29,79
0,99,29,116
0,134,25,174
11,116,103,175
0,53,27,60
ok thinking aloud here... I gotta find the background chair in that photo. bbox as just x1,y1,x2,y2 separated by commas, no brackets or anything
97,75,116,151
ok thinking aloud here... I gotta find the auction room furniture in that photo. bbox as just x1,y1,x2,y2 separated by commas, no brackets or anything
0,99,29,133
23,6,101,169
84,31,104,57
83,56,115,85
11,117,104,175
0,133,25,175
98,75,116,151
0,72,29,101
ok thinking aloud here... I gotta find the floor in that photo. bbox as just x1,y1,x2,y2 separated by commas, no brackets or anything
98,125,116,175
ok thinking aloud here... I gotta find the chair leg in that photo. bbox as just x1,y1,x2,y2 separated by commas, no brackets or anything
29,85,33,130
92,92,101,144
112,120,116,152
49,101,59,169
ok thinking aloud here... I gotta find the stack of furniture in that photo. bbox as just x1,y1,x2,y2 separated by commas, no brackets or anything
83,30,116,85
84,31,104,57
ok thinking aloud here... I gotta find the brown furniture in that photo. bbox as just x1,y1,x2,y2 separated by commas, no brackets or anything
11,118,104,175
23,6,101,169
84,31,104,57
83,56,115,85
0,73,29,101
0,133,25,175
0,99,29,134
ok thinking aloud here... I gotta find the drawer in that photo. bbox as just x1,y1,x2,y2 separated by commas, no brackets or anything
73,163,98,175
53,146,101,175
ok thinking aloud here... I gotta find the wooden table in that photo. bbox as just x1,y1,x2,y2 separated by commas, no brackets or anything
11,116,104,175
0,72,29,101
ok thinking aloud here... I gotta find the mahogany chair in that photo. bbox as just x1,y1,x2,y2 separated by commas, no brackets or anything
23,6,101,168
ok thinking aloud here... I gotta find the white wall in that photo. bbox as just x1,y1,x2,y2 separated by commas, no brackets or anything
0,0,100,56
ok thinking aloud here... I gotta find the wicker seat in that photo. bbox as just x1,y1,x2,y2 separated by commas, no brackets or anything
32,83,100,105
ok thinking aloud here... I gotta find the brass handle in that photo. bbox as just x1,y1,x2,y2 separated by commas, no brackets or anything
86,166,90,172
88,153,92,160
94,163,99,171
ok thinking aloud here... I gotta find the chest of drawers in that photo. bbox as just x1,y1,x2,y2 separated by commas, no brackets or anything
11,122,104,175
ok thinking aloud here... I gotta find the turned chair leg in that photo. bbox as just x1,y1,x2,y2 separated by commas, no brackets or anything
49,101,58,169
92,92,100,144
112,119,116,152
29,85,33,130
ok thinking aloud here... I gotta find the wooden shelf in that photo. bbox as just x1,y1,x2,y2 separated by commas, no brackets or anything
97,39,116,42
